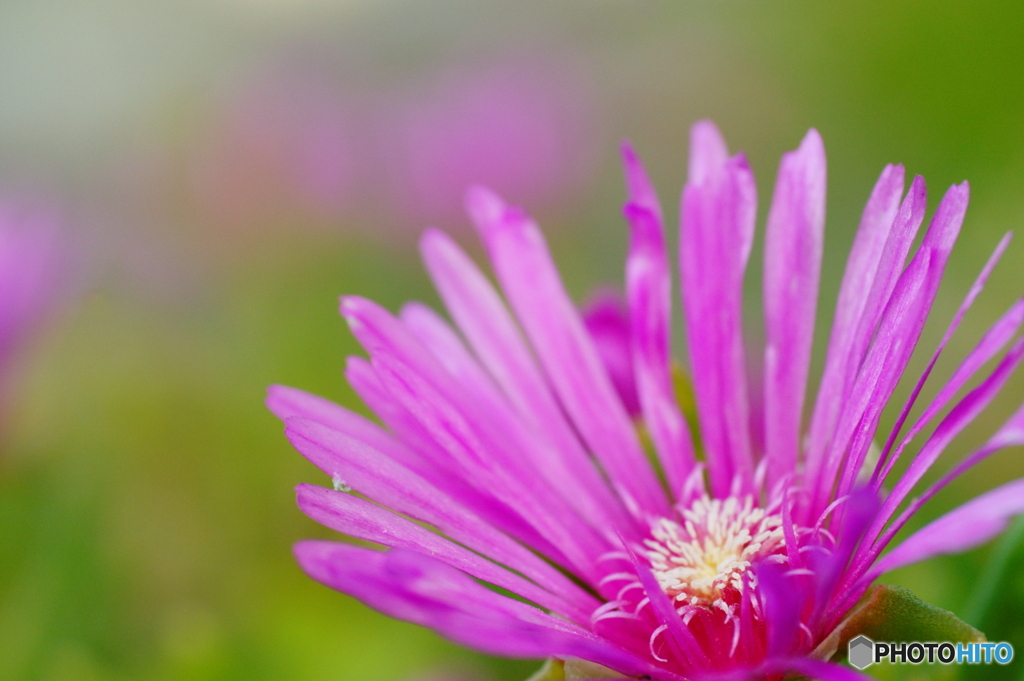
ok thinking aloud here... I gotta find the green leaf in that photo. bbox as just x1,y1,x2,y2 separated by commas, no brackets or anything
963,515,1024,626
814,583,986,661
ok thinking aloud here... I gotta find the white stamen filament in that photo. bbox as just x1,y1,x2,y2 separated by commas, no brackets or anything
645,496,785,611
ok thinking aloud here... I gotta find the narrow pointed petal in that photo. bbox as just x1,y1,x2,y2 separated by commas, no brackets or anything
805,174,925,503
813,251,931,512
818,181,970,513
845,175,929,380
805,165,906,477
759,563,803,657
855,399,1024,581
348,356,572,564
626,548,712,670
399,301,504,403
622,140,663,220
345,355,445,463
267,384,432,477
295,484,595,623
420,228,637,534
763,130,826,488
581,291,640,416
874,286,1024,488
284,416,594,605
370,350,609,580
855,191,992,488
342,295,614,569
681,121,757,495
925,401,1024,500
466,185,668,516
623,144,696,494
401,300,631,537
688,120,730,186
295,542,670,679
875,336,1024,532
873,475,1024,575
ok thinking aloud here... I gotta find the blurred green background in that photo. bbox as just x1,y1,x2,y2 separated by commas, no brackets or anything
1,2,1024,680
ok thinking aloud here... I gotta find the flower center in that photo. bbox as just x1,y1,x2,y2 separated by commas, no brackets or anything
645,496,785,609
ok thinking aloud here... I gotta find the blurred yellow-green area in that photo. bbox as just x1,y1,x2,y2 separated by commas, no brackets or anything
1,2,1024,680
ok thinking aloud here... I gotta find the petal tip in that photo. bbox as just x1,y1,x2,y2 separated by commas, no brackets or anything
265,384,290,416
688,120,729,183
464,184,506,227
801,127,824,151
418,226,444,249
620,141,661,217
620,138,637,162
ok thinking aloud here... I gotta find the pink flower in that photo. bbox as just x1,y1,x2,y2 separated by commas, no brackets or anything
0,203,64,376
270,121,1024,679
387,57,596,225
190,62,360,228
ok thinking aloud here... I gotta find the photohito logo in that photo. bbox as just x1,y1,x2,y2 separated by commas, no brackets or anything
848,635,1014,670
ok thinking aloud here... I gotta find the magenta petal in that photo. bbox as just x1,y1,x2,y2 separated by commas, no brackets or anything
874,475,1024,575
622,141,663,220
681,121,756,496
295,542,669,679
763,130,826,488
806,164,905,475
369,350,609,580
267,384,434,478
626,547,711,670
344,355,447,463
806,176,927,509
349,357,574,566
812,489,878,628
759,562,801,657
845,175,928,380
295,484,595,624
419,228,637,535
466,185,668,517
813,246,934,513
400,300,624,541
855,399,1024,581
400,301,618,535
341,295,614,566
874,284,1024,488
874,336,1024,536
805,164,905,486
623,145,696,494
581,290,641,417
284,416,594,606
399,301,504,402
344,356,521,519
687,120,730,186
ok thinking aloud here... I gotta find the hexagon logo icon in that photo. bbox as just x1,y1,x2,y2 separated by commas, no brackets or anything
848,635,875,670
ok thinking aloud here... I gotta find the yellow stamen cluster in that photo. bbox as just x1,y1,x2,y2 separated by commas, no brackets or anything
646,496,785,609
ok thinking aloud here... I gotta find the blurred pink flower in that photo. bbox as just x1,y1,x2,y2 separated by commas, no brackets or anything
387,56,597,226
190,53,597,240
191,62,361,229
0,202,65,415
